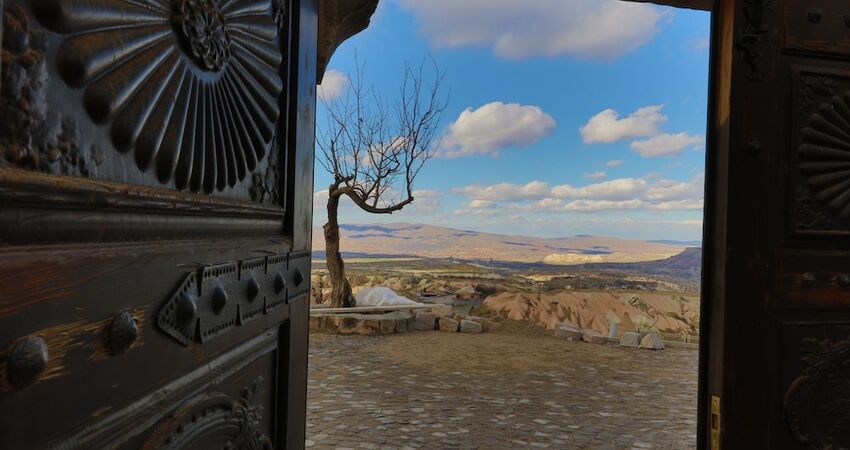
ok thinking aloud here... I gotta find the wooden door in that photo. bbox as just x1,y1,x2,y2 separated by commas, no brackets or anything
702,0,850,448
0,0,318,448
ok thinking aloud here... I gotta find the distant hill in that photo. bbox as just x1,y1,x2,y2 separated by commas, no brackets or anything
649,239,702,247
562,247,703,284
312,223,686,264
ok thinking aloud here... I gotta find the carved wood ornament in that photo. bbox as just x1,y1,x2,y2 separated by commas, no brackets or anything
29,0,285,194
785,337,850,448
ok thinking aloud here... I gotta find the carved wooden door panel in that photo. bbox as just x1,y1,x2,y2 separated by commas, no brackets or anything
704,0,850,448
0,0,318,448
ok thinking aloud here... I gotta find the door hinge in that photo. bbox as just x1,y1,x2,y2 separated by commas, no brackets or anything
711,395,721,450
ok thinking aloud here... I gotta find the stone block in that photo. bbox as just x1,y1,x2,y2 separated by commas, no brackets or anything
438,317,459,332
581,329,606,344
620,331,644,348
337,317,360,334
414,312,436,331
554,325,583,341
356,319,380,335
639,333,665,350
396,317,409,333
459,319,482,334
430,304,453,318
380,319,396,334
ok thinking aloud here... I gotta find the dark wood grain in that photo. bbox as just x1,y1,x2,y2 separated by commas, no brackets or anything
0,0,319,447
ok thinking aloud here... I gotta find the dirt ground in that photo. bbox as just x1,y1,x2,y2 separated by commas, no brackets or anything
306,328,698,449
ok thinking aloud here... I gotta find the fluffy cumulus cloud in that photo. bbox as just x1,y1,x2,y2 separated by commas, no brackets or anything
605,159,624,168
317,69,348,101
580,105,667,144
630,132,705,158
441,102,556,158
451,173,705,214
398,0,667,60
583,171,607,180
453,180,550,201
551,178,648,201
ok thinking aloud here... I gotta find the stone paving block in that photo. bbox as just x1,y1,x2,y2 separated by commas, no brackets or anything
438,317,459,332
459,319,482,334
415,312,436,331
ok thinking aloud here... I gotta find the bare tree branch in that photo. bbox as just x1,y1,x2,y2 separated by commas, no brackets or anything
317,55,449,307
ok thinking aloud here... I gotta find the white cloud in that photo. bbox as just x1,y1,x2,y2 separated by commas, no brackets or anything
411,190,442,213
452,174,705,214
643,174,704,201
551,178,648,201
453,181,550,201
583,171,607,180
605,159,624,168
562,199,645,212
468,199,496,209
630,132,705,157
441,102,556,158
317,69,348,101
398,0,667,60
580,105,667,144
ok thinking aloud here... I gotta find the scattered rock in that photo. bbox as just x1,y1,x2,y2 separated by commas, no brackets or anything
439,317,459,332
639,333,665,350
581,329,606,345
415,312,436,331
452,312,467,322
555,325,583,341
620,331,644,348
459,319,482,334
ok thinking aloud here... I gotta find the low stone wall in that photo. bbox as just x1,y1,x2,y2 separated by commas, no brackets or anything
309,306,500,336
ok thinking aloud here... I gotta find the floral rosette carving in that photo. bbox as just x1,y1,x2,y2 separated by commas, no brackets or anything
31,0,284,194
177,0,233,71
785,337,850,448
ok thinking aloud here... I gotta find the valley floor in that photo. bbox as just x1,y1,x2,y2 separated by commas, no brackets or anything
306,330,698,449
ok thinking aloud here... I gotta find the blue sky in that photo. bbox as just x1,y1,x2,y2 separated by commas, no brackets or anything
314,0,710,241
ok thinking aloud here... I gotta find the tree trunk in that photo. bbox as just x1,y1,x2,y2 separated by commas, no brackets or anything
324,188,354,308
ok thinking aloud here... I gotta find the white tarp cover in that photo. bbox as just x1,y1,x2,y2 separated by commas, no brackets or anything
355,287,422,307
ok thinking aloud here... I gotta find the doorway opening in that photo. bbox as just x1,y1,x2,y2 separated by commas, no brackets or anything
308,1,714,448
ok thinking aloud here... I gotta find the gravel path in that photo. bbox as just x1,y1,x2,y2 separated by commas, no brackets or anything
306,331,698,450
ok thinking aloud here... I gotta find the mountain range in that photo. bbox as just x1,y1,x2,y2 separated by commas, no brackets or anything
312,223,692,264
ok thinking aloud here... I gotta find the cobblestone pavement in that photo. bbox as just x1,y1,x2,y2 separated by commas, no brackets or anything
306,332,698,450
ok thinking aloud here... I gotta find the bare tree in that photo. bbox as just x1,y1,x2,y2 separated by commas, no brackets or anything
317,58,448,308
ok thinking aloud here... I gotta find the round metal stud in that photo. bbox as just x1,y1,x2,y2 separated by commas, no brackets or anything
212,284,228,314
247,276,260,302
109,311,139,355
839,274,850,289
274,272,285,294
6,336,49,389
177,291,198,325
802,273,817,288
294,269,304,287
